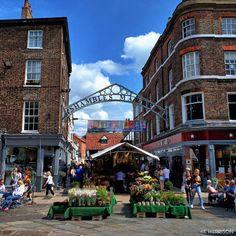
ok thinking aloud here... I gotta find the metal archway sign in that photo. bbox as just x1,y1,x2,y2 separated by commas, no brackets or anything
63,83,167,121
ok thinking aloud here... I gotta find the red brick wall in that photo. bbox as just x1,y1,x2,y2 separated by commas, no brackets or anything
136,1,236,144
0,23,70,135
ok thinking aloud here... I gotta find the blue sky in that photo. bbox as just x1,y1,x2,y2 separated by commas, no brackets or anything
1,0,181,136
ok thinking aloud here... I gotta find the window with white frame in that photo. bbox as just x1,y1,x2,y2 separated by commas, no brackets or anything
182,51,200,79
168,69,173,91
182,93,204,122
150,120,153,139
100,136,108,144
26,60,42,85
169,105,174,129
225,51,236,75
156,83,159,101
146,121,149,141
182,18,195,38
228,94,236,120
23,101,39,131
222,18,236,34
27,30,43,49
155,115,160,135
168,40,174,56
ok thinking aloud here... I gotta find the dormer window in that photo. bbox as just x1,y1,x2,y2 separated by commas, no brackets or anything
100,136,108,144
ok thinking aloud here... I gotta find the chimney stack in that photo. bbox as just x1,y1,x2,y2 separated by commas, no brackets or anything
21,0,33,19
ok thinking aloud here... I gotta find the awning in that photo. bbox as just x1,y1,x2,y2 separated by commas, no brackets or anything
90,142,159,160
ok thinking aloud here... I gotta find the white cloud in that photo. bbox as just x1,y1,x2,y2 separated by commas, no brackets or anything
69,31,161,136
70,61,128,103
121,31,160,72
124,110,133,119
91,110,109,120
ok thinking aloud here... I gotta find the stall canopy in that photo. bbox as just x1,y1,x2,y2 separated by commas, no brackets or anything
90,142,159,160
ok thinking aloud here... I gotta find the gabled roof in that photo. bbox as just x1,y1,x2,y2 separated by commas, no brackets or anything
86,132,124,150
91,142,159,160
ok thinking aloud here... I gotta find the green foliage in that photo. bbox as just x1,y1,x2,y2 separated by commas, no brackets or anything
96,186,108,206
71,181,81,188
165,180,173,190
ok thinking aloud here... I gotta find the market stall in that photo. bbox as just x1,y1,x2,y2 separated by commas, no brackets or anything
129,174,192,219
47,186,116,220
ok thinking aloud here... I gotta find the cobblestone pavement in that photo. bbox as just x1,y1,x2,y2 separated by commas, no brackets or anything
0,190,235,236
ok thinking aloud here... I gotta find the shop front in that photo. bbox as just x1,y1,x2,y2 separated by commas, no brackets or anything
215,145,236,179
0,134,69,191
143,130,236,186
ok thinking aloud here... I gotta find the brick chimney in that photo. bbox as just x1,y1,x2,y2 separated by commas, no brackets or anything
21,0,33,19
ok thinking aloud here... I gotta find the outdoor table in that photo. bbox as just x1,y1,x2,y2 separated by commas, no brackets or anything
132,204,192,219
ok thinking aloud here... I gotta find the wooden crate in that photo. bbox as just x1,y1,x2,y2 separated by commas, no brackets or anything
156,212,166,218
72,216,82,221
92,215,103,221
53,213,64,220
136,212,146,218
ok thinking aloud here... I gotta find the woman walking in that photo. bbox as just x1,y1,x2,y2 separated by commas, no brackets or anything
182,168,192,205
45,171,55,197
190,168,205,209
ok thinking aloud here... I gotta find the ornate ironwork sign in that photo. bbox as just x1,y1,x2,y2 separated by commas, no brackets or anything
63,83,167,121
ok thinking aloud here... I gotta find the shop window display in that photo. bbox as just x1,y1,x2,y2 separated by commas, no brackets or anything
5,147,37,186
215,145,236,179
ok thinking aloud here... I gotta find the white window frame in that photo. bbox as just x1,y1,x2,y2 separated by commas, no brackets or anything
27,30,43,49
222,18,236,34
169,104,174,129
155,115,160,135
182,18,195,38
150,120,153,139
224,51,236,76
168,69,173,91
182,51,200,79
181,92,205,123
23,101,39,132
25,60,42,85
146,121,149,141
156,83,159,101
227,93,236,121
168,40,174,56
100,136,108,144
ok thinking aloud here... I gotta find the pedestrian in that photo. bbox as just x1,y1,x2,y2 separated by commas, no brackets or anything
182,168,192,205
190,168,205,209
158,167,165,191
75,164,85,188
44,171,55,197
115,170,126,193
163,165,170,183
61,164,68,188
10,167,22,189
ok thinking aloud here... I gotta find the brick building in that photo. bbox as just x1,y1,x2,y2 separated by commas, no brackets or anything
73,134,86,162
86,132,125,157
134,0,236,186
0,1,72,190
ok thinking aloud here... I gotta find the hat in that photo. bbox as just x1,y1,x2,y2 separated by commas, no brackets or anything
186,168,190,171
207,180,212,184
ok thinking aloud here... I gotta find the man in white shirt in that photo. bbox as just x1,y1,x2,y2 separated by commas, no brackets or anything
115,170,126,193
163,166,170,182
